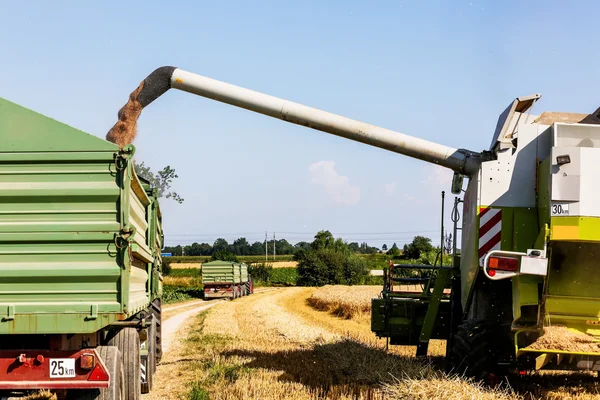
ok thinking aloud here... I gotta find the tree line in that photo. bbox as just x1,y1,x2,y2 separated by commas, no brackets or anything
163,236,380,256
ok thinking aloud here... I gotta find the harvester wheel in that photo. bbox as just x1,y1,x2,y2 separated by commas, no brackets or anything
68,346,124,400
107,328,141,400
449,320,497,381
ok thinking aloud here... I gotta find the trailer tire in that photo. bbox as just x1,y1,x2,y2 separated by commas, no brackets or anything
151,299,162,363
145,316,157,393
68,346,124,400
448,320,497,381
107,328,141,400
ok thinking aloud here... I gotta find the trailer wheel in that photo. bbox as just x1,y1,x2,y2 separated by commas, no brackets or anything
448,319,497,381
141,316,157,394
107,328,141,400
68,346,124,400
151,298,162,363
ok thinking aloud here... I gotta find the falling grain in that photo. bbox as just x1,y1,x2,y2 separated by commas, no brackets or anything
105,81,144,148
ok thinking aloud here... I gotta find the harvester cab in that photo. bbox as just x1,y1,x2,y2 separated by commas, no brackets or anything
112,66,600,378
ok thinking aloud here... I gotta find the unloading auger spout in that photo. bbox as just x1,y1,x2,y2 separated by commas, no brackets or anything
112,66,484,176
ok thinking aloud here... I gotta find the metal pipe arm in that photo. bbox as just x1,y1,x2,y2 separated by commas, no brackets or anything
132,67,482,175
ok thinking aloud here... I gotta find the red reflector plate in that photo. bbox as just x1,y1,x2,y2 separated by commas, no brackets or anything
488,256,519,271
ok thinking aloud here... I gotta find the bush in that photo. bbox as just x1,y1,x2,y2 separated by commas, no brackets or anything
162,285,204,304
248,264,297,286
296,248,368,286
248,263,273,283
270,267,297,286
162,258,172,276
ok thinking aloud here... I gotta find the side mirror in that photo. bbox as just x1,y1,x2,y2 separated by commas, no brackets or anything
451,172,464,195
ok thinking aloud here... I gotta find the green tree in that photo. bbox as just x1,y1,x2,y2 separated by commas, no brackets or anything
211,250,238,262
232,238,250,255
348,242,360,253
387,243,401,257
250,241,265,256
275,239,294,255
212,238,229,253
296,231,368,286
134,162,184,203
296,248,368,286
382,244,388,251
311,230,335,250
294,242,311,252
403,236,433,259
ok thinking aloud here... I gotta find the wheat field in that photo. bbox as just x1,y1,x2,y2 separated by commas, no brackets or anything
307,285,380,320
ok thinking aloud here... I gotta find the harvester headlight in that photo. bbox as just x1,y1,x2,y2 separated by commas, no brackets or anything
556,154,571,165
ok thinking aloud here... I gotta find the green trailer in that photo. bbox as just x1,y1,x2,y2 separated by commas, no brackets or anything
0,97,163,398
202,261,252,299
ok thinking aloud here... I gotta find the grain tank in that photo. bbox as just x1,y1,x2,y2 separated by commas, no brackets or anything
117,66,600,378
0,97,164,398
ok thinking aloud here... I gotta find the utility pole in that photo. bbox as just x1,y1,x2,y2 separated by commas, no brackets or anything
273,232,276,259
265,231,268,261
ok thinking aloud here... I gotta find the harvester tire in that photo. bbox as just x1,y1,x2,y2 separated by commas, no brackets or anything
449,320,497,381
68,346,124,400
108,328,141,400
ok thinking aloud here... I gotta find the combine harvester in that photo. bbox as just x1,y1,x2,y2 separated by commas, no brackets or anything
122,67,600,379
1,65,598,397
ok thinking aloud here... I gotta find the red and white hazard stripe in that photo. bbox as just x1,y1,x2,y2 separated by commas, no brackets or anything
478,207,502,266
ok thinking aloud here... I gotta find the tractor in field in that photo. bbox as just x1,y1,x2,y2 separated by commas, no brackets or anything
118,68,600,378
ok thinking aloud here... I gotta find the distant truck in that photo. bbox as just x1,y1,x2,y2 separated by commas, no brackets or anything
0,98,163,399
202,261,253,299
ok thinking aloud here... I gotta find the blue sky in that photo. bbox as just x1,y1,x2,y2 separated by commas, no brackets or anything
2,1,600,248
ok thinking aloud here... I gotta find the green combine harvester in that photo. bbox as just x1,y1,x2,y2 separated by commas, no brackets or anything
0,97,163,398
369,97,600,379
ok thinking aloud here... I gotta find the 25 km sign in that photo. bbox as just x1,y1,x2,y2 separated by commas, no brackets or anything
551,203,570,216
49,358,76,378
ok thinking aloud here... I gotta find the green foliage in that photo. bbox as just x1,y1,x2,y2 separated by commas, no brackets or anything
163,255,295,264
135,161,184,203
169,268,202,277
211,250,238,262
270,268,297,286
296,248,368,286
295,231,369,286
164,232,379,257
402,236,433,259
248,264,297,286
162,286,204,304
162,258,173,276
311,230,335,250
248,263,272,282
387,243,401,257
188,383,210,400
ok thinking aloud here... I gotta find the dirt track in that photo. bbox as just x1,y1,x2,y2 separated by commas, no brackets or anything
145,288,600,400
